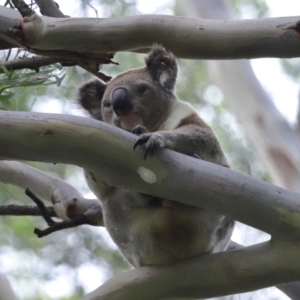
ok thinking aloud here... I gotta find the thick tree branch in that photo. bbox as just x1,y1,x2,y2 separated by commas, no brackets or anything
0,6,114,81
0,111,300,243
0,6,21,50
0,7,21,31
227,241,300,300
81,239,300,300
1,6,300,59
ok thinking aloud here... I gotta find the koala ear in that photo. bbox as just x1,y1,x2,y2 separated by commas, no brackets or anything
145,45,178,93
77,80,106,120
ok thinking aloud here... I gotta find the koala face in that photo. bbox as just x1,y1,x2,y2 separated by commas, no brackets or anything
78,46,178,132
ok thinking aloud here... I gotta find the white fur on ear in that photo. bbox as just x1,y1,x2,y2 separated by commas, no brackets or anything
145,45,178,93
159,71,170,90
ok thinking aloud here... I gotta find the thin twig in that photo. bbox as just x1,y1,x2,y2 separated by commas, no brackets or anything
0,55,73,73
34,215,90,238
25,188,55,226
78,61,112,82
25,189,92,238
0,204,56,217
82,0,99,18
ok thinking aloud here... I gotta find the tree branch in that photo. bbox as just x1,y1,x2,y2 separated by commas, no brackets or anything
34,0,64,18
25,188,57,226
0,6,21,50
0,204,56,216
10,0,34,18
81,239,300,300
0,53,114,82
0,272,18,300
0,160,103,226
0,111,300,243
0,5,114,81
24,188,94,238
0,55,73,72
1,6,300,59
227,241,300,300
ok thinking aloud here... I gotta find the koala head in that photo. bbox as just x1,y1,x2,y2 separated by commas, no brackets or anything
77,45,178,132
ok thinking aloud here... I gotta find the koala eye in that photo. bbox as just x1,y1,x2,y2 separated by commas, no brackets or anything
137,84,148,95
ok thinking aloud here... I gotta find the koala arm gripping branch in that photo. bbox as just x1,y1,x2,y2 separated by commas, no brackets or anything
134,124,228,166
0,160,103,225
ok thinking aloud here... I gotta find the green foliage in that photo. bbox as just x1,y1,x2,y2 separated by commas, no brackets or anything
0,61,66,111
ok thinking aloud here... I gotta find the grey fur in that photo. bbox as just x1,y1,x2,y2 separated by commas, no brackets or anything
78,45,234,267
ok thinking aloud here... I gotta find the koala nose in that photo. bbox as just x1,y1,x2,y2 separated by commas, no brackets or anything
111,88,133,116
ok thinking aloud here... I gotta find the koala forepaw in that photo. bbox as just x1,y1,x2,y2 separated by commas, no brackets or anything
131,125,148,135
133,133,166,160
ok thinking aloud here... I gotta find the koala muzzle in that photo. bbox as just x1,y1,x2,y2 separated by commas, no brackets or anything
111,88,133,116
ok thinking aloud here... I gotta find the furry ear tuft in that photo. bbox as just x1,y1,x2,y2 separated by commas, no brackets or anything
77,80,106,120
145,45,178,93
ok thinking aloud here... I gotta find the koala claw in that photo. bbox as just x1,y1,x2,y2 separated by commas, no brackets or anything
134,133,165,160
192,153,202,159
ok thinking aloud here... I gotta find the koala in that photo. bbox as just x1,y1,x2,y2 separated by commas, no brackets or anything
77,46,234,267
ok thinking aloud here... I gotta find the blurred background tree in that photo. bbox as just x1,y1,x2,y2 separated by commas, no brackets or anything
0,0,299,299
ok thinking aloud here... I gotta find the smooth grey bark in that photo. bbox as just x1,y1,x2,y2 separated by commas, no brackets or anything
0,272,18,300
1,111,300,242
82,239,300,300
177,0,300,193
0,6,21,49
227,241,300,300
0,6,21,30
0,160,103,225
1,6,300,59
34,0,64,18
